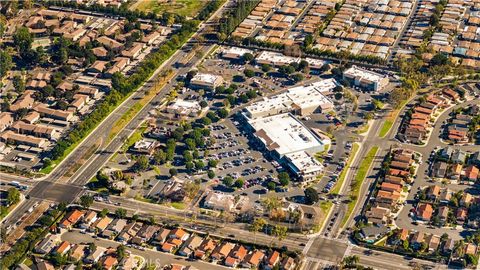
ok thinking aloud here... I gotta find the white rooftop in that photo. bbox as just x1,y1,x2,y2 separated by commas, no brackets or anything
256,51,300,65
285,151,324,174
249,113,323,156
191,73,221,84
343,65,386,83
245,79,335,117
168,99,200,110
222,46,253,56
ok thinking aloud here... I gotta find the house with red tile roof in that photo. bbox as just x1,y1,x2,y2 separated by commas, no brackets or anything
416,203,433,221
265,250,280,270
242,250,265,269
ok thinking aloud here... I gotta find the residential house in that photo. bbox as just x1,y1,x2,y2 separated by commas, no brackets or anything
281,256,296,270
265,251,280,270
456,208,468,224
432,162,448,178
0,112,13,132
366,206,390,225
442,238,455,254
426,234,440,252
178,235,203,257
359,225,389,242
101,255,118,270
91,216,112,232
416,203,434,222
69,244,86,261
242,250,265,269
169,228,190,241
211,242,235,262
152,228,171,245
84,246,106,264
411,231,425,250
438,188,452,204
35,261,54,270
437,206,449,226
79,210,97,229
59,209,84,229
464,165,479,182
451,149,467,164
224,245,248,268
194,239,217,260
54,241,71,255
35,234,58,254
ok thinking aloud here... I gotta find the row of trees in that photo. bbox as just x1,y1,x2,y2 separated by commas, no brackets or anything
42,0,184,26
217,0,260,40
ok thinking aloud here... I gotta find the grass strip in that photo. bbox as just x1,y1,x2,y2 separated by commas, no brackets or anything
340,146,379,227
330,143,360,195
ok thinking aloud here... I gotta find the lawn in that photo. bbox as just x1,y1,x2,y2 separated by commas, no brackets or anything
340,146,379,227
330,143,360,195
133,0,207,17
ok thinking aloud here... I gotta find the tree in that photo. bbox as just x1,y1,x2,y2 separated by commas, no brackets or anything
79,195,94,208
267,181,276,190
0,50,12,78
304,187,319,204
99,208,109,218
115,208,127,219
249,218,267,232
278,172,290,186
168,168,177,177
234,178,244,188
223,176,234,187
13,26,32,57
152,149,166,165
208,159,218,168
116,245,126,261
194,160,205,170
262,197,281,211
6,188,20,206
133,155,149,172
244,69,255,78
303,34,314,48
217,108,229,118
207,170,215,179
242,53,254,63
291,73,304,83
184,181,200,199
342,255,359,268
261,64,271,73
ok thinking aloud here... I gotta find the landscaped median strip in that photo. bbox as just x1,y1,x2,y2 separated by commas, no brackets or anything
330,143,360,195
340,146,379,228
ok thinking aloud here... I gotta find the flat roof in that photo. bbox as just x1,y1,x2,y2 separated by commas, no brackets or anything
245,79,335,116
285,151,324,174
249,113,323,156
191,73,222,84
344,65,386,83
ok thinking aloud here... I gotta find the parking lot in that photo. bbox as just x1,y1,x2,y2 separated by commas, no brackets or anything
206,120,279,197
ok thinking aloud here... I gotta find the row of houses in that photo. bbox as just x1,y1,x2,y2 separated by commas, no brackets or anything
232,0,278,39
34,234,138,270
399,89,459,144
414,185,479,228
431,148,480,183
314,0,414,59
253,0,307,46
365,148,416,225
445,104,479,143
53,209,298,270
